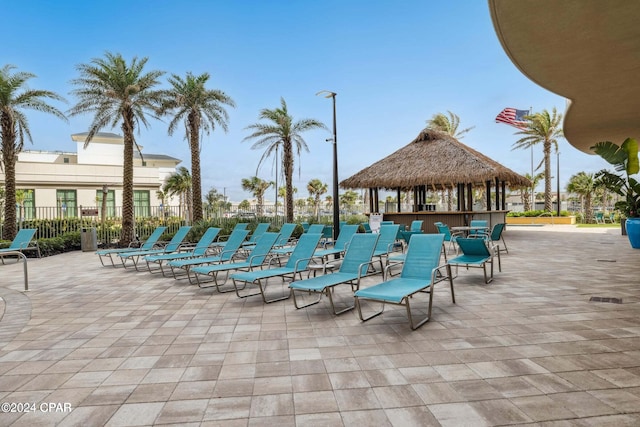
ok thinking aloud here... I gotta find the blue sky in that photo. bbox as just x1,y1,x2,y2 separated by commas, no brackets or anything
5,0,605,203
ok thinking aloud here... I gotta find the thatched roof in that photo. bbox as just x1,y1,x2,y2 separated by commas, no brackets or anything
340,129,531,190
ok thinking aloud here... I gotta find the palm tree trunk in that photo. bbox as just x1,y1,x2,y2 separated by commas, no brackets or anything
544,141,552,212
120,113,136,246
2,145,17,240
283,139,294,222
189,117,203,222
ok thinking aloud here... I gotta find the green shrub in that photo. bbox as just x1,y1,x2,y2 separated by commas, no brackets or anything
507,210,571,217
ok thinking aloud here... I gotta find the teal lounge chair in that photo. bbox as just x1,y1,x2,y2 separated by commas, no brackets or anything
230,233,322,303
190,232,280,290
313,224,359,260
468,219,488,237
272,224,324,256
96,226,167,267
435,223,463,253
142,227,221,275
0,228,40,263
478,223,508,254
241,222,271,249
409,220,423,232
354,234,453,330
447,237,500,284
167,229,250,279
273,223,297,248
117,226,192,270
361,222,373,233
209,222,250,251
371,224,401,272
290,233,379,315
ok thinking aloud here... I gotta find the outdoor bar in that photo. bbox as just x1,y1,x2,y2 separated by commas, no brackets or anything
340,129,531,233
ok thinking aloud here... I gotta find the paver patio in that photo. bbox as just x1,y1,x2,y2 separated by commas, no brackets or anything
0,225,639,426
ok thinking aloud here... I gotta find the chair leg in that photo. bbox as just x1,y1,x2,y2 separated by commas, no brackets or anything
446,265,456,304
355,297,385,322
291,288,323,309
326,285,356,315
405,290,432,330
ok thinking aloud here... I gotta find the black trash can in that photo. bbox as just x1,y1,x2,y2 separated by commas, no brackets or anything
81,227,97,251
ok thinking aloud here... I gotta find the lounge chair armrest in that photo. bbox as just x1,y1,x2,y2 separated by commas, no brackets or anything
357,260,378,279
293,256,316,273
247,252,270,266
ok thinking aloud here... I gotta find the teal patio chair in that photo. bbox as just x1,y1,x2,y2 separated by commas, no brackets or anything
290,233,379,315
190,232,280,290
241,222,271,249
435,223,463,253
118,226,192,270
96,226,167,267
371,224,401,272
273,223,297,248
446,237,500,284
594,212,605,224
314,224,359,261
142,227,221,275
468,219,488,237
361,222,373,233
354,234,453,330
209,222,250,251
271,224,324,257
0,228,40,263
484,223,508,254
409,220,423,232
230,233,323,303
167,229,250,279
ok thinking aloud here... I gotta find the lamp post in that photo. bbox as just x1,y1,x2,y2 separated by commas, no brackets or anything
316,90,339,241
556,149,561,217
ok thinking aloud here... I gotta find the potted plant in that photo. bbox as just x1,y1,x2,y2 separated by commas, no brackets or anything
592,138,640,248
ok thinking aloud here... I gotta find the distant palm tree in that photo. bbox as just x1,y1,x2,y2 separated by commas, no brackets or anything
0,65,67,240
159,72,235,222
567,171,597,223
164,166,193,221
241,176,272,215
520,172,544,211
244,97,327,222
307,179,328,219
512,108,563,212
69,52,164,245
425,111,474,139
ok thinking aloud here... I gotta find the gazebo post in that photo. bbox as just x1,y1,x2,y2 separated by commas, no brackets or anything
467,183,473,211
495,177,500,211
501,180,506,210
396,188,401,213
486,180,492,211
368,188,375,213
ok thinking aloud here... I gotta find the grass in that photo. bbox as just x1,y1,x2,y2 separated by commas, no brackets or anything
576,223,621,228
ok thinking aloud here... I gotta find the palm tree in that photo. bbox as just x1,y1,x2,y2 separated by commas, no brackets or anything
567,171,597,223
512,108,563,212
241,176,272,215
164,166,192,221
307,179,328,219
159,72,235,222
0,65,67,240
69,52,164,246
520,172,544,211
244,97,327,222
425,111,474,139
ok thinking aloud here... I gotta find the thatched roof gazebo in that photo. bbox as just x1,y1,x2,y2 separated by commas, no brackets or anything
341,129,530,213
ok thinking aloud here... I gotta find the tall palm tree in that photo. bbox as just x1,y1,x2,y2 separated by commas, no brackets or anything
69,52,164,246
0,65,67,240
241,176,272,215
567,171,597,223
520,172,544,211
164,166,192,221
425,111,474,139
307,178,328,219
159,72,235,222
244,97,327,222
512,107,563,212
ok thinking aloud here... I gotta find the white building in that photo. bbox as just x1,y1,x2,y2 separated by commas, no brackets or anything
1,132,181,219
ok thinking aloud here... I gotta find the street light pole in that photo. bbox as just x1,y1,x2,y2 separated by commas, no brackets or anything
316,90,339,241
556,149,561,217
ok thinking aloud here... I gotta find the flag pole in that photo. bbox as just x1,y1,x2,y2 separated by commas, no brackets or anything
529,106,534,211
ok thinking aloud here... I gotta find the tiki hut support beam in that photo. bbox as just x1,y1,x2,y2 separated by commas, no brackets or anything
374,188,379,213
501,180,506,210
368,188,375,213
396,188,401,213
467,183,473,211
486,180,492,211
495,177,500,211
457,183,463,211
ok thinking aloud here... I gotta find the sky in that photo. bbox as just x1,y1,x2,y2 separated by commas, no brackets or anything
4,0,607,203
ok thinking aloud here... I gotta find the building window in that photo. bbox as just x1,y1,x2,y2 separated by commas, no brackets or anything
56,190,77,218
142,161,147,167
63,157,69,164
134,190,150,217
96,189,116,217
17,189,36,220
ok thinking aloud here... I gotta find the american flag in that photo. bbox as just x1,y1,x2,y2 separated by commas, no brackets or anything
495,108,529,130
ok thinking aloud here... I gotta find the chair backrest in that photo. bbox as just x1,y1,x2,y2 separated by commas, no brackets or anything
8,228,37,249
401,234,445,280
333,224,359,250
301,222,310,232
232,222,250,231
307,224,325,234
361,222,372,233
595,212,604,220
381,221,394,226
490,223,506,241
469,220,488,236
140,226,168,250
340,233,379,275
247,232,280,266
435,223,453,241
192,227,221,255
456,238,491,257
410,220,423,232
247,223,271,243
375,224,400,253
275,223,296,246
164,226,192,252
286,233,323,269
219,229,251,261
322,226,333,239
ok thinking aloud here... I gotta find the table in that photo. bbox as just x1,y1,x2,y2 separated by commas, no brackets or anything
450,226,489,237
